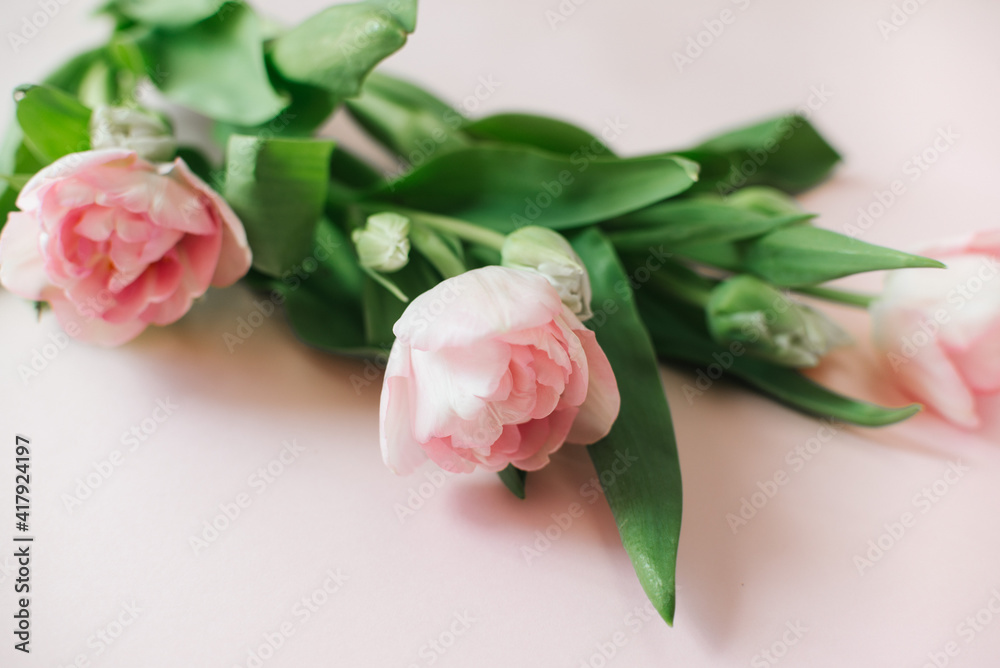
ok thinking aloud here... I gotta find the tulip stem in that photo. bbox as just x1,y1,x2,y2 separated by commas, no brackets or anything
360,205,506,251
794,286,876,308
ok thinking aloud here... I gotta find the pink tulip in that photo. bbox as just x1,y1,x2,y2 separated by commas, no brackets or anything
0,149,251,346
380,265,621,474
871,230,1000,428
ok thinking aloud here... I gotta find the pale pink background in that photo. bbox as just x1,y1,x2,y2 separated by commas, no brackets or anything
2,0,1000,666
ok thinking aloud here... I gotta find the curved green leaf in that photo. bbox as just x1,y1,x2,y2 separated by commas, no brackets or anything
270,0,417,100
380,145,699,233
223,135,336,276
744,226,944,286
139,2,289,125
114,0,227,27
572,228,683,626
464,113,610,157
16,85,92,164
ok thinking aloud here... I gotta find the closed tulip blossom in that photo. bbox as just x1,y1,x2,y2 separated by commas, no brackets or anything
0,149,252,346
870,230,1000,428
379,265,620,474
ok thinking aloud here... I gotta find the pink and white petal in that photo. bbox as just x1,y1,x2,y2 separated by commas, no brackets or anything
167,158,252,286
566,328,621,445
512,408,578,471
943,315,1000,394
893,339,980,429
74,205,115,241
379,342,430,475
16,149,134,212
0,212,50,299
47,293,148,347
422,438,476,474
394,266,564,351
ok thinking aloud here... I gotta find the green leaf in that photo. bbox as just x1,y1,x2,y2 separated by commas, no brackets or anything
139,2,289,125
744,226,945,286
572,228,683,626
223,135,336,276
254,218,370,354
16,85,92,164
464,113,611,157
608,198,812,250
680,115,841,195
270,0,417,101
114,0,226,27
497,465,527,500
635,291,921,426
345,72,467,160
380,145,699,233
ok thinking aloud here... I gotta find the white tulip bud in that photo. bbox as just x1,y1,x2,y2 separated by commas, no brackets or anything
353,212,411,273
90,106,177,162
502,226,593,320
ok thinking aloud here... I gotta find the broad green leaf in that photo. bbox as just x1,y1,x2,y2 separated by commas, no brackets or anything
345,72,467,160
572,228,683,626
16,85,92,164
223,135,336,276
464,113,611,157
380,145,699,233
680,115,841,195
270,0,417,100
249,219,370,353
497,465,526,499
114,0,226,27
744,226,944,286
635,290,921,426
139,2,289,125
608,199,812,250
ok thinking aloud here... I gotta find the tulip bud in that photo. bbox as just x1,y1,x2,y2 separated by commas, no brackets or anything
501,226,593,320
707,275,849,367
89,106,177,162
353,212,411,273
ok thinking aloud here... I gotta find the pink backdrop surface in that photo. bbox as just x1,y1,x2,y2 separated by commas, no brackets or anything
2,0,1000,666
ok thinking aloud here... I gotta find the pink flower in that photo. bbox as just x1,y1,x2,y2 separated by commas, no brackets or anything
0,149,251,346
870,230,1000,428
380,265,621,474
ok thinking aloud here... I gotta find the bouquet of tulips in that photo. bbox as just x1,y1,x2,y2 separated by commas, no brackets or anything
0,0,947,625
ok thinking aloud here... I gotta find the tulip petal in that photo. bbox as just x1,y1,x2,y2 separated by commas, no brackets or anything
379,342,431,475
567,327,621,444
0,212,50,300
47,293,148,346
893,338,980,429
394,266,563,351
